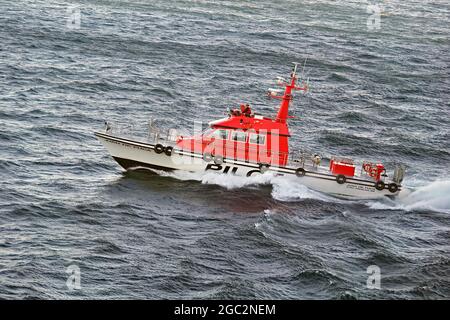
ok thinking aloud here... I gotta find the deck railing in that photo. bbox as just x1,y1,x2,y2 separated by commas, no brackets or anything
104,120,179,145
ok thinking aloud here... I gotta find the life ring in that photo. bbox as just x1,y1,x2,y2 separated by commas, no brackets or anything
164,146,173,156
203,152,213,163
214,155,224,165
154,144,165,154
336,174,346,184
295,168,306,177
388,183,399,193
370,168,378,178
375,180,385,191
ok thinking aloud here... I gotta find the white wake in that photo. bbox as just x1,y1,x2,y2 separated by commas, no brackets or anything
161,170,340,202
367,179,450,214
155,169,450,213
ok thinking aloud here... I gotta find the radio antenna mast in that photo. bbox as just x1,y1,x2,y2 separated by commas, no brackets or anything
301,57,308,81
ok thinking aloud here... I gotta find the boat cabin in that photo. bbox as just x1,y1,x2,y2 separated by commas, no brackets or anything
176,64,308,167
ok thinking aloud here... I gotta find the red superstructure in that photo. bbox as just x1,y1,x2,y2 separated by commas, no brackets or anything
176,64,308,166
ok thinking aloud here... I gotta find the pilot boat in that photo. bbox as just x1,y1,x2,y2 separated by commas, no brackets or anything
95,63,405,199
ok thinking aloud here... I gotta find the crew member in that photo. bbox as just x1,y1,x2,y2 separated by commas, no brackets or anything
231,107,241,116
312,154,321,167
241,103,252,117
231,107,242,116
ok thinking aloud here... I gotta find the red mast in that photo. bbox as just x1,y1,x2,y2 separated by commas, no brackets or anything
177,63,309,167
273,63,308,123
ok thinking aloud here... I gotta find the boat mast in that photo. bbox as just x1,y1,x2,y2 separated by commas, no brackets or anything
275,62,307,123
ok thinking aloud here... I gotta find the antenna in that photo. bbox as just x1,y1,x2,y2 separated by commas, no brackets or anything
292,62,300,76
305,77,310,94
301,57,308,80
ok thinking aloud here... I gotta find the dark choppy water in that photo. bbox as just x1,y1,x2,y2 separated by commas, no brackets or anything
1,0,449,299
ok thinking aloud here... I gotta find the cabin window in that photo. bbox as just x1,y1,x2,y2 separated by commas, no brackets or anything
249,133,266,145
202,128,214,137
211,129,229,140
231,131,247,142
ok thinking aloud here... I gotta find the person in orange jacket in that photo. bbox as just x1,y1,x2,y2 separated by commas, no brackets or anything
241,103,252,116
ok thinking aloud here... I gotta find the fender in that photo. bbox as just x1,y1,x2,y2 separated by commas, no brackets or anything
246,169,262,177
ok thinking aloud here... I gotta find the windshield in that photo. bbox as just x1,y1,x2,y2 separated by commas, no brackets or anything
202,128,229,140
202,128,214,137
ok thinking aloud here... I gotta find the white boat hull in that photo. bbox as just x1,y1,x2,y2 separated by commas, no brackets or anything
95,132,401,200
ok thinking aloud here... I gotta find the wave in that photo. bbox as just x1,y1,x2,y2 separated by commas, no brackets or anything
367,179,450,214
156,169,450,214
270,176,343,203
157,170,340,203
160,170,273,188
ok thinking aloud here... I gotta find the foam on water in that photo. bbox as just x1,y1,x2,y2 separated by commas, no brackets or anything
161,170,450,212
161,170,343,202
162,170,275,188
270,175,340,203
367,179,450,214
